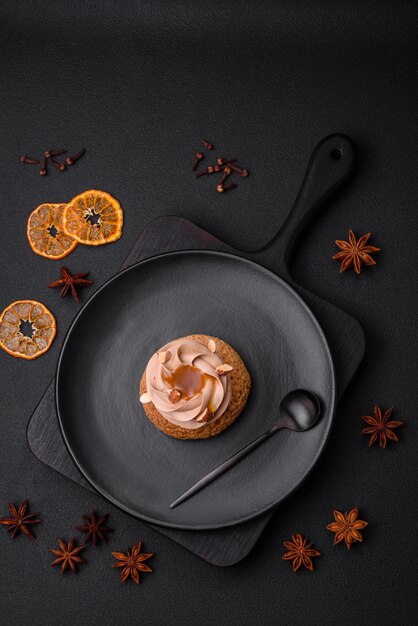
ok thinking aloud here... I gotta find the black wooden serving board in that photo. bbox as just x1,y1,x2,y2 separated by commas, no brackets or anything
27,219,364,566
27,135,365,565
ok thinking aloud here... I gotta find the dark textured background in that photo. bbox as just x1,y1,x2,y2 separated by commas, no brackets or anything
0,1,417,624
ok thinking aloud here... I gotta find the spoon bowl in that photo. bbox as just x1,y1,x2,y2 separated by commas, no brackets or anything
274,389,321,432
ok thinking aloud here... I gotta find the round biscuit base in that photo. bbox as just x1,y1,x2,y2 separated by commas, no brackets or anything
139,334,251,439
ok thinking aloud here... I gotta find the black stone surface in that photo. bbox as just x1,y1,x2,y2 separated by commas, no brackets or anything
0,2,416,624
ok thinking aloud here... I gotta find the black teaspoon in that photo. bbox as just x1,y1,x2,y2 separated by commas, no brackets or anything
169,389,321,509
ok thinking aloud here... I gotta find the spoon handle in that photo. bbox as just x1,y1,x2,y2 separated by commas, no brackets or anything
169,427,276,509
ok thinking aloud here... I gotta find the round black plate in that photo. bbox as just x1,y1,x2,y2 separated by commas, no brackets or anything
56,251,336,529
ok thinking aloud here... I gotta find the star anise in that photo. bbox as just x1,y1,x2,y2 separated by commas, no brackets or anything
50,538,86,573
326,507,368,550
333,230,380,274
49,266,93,302
76,510,113,546
361,405,403,448
0,500,40,539
282,533,321,572
112,541,154,584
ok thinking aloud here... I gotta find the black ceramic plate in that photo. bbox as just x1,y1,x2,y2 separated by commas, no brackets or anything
56,251,336,529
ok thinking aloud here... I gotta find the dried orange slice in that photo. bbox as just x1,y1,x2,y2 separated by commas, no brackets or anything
27,203,78,259
0,300,56,360
63,190,123,246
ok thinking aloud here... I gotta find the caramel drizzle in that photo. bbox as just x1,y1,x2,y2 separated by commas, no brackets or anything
163,365,210,400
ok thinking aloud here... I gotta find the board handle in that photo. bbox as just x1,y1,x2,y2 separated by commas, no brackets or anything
248,134,354,276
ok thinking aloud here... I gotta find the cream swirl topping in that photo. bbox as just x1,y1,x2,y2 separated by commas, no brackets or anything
144,338,232,429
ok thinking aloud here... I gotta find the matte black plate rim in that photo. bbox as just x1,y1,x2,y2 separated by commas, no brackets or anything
55,250,337,530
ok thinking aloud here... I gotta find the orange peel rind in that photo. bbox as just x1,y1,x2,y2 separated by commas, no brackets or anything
0,300,56,360
27,203,78,260
63,189,123,246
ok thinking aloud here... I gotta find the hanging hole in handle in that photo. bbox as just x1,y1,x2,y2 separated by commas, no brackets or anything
330,148,343,160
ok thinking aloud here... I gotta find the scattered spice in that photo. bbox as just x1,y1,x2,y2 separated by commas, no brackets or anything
196,165,215,177
112,541,154,585
66,148,86,166
361,405,403,448
39,157,47,177
20,147,85,175
50,538,86,574
49,267,93,302
193,139,249,193
201,139,213,150
282,533,321,572
50,158,66,172
196,163,233,177
333,230,380,274
227,162,249,177
20,156,40,165
192,151,204,171
45,149,67,159
0,500,40,539
76,511,113,546
326,507,368,550
218,169,231,186
217,183,237,193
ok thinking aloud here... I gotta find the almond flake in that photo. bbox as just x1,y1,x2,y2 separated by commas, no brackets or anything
168,389,182,404
216,364,233,375
140,392,151,404
158,350,170,363
208,339,216,353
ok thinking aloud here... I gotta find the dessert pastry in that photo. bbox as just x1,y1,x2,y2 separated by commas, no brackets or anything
139,334,251,439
